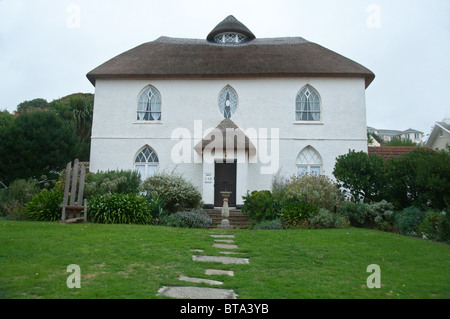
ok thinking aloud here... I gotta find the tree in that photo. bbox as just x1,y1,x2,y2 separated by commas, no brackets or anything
16,98,48,114
0,110,15,129
0,111,80,185
333,150,386,203
384,138,417,146
385,148,450,210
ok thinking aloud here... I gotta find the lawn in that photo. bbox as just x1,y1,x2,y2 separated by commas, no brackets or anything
0,220,449,299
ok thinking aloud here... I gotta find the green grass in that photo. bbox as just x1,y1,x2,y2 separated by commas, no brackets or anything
0,220,449,299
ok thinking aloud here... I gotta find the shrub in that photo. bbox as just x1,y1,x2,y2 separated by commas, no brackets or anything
394,206,425,236
333,150,386,203
159,209,212,228
88,193,151,224
0,178,40,219
145,193,166,220
26,189,64,222
338,200,394,230
309,209,350,229
83,170,141,198
280,175,342,210
142,172,202,213
418,210,450,242
252,219,284,230
242,190,275,223
279,199,319,229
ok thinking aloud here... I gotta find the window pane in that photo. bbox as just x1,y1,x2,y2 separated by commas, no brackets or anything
297,166,308,177
310,166,321,176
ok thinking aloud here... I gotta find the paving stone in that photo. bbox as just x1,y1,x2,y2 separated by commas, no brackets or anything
219,251,241,255
210,235,235,238
205,269,234,277
178,275,223,285
213,243,238,249
193,255,249,265
190,249,204,252
157,286,237,299
214,239,234,243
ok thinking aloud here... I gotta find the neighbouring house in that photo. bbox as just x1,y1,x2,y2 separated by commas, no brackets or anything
86,15,375,208
368,146,433,160
426,118,450,151
367,126,423,145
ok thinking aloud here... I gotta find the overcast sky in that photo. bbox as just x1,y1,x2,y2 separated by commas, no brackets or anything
1,0,449,139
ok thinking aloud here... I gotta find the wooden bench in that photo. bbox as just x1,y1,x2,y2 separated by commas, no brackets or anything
61,159,88,223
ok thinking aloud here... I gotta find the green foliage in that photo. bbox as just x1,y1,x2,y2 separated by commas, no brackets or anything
338,200,394,230
145,193,166,220
252,219,284,230
385,148,450,210
0,111,80,185
384,138,417,146
242,190,275,222
0,179,41,220
0,110,15,129
17,98,48,114
393,206,425,236
159,209,212,228
142,172,202,213
309,209,350,229
84,170,141,198
279,199,319,229
26,189,63,222
333,150,386,202
279,175,342,210
418,210,450,243
88,193,151,224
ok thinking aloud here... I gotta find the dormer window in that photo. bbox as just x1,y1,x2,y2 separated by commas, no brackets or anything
214,32,248,44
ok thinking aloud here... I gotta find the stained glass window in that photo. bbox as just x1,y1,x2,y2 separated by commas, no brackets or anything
218,86,238,119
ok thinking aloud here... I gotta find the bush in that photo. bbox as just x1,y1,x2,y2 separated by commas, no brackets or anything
279,175,342,210
252,219,284,230
145,193,166,220
159,209,212,228
142,172,202,213
418,210,450,243
88,193,151,224
394,206,425,236
242,190,275,222
338,200,394,230
309,209,350,229
0,178,40,219
279,199,319,229
83,170,141,198
26,189,64,221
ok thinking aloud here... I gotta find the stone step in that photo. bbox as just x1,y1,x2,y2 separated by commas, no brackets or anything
205,209,250,228
157,286,238,299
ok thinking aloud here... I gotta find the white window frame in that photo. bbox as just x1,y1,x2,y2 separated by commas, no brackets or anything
295,85,321,123
136,86,162,122
134,146,159,180
296,146,323,177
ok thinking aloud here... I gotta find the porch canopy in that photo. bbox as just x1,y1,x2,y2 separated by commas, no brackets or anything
194,119,257,158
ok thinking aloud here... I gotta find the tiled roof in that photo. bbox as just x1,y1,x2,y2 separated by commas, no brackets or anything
368,146,433,160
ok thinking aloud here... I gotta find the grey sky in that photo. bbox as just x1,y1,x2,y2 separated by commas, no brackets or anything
1,0,449,140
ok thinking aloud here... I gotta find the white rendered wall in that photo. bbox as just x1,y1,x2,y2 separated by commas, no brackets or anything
90,77,368,205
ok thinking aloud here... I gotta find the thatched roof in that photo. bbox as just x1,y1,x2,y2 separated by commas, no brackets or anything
87,17,375,88
207,15,256,41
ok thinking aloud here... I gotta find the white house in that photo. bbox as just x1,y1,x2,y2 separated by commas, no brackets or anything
87,15,375,208
426,118,450,151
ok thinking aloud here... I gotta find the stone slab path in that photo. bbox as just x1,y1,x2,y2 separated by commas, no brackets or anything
157,286,237,299
157,234,248,299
